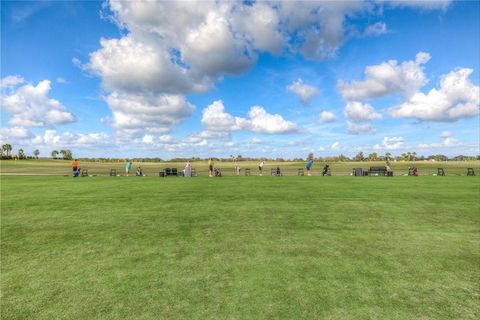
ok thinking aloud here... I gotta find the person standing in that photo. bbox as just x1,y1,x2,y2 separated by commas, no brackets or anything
72,159,79,173
233,157,240,176
258,160,265,176
125,160,133,176
306,159,314,176
208,158,214,177
184,160,192,177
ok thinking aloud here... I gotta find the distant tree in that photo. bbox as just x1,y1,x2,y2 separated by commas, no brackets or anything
51,150,59,159
368,152,378,161
307,152,314,161
64,149,73,160
412,152,417,161
355,151,364,161
33,149,40,159
18,149,25,159
2,143,12,157
338,154,349,162
385,152,392,161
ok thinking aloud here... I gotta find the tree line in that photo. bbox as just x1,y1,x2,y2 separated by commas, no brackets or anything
1,144,479,162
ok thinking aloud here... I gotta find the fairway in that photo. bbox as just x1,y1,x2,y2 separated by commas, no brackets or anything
1,175,479,319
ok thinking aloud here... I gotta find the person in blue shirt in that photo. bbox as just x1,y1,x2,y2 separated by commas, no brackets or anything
306,160,313,176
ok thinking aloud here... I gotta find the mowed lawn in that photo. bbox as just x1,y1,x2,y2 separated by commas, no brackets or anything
1,176,479,319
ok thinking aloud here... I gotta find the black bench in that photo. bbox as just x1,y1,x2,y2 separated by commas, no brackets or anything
298,168,304,176
369,166,390,176
467,168,475,176
110,169,117,176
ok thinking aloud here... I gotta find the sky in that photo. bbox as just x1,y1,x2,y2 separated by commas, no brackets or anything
1,0,479,159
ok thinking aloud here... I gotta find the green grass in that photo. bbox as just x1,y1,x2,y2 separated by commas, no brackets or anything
1,175,479,319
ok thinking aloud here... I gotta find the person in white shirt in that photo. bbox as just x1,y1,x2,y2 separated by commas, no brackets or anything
258,160,265,176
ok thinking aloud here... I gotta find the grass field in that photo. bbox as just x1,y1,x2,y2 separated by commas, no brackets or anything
1,172,479,319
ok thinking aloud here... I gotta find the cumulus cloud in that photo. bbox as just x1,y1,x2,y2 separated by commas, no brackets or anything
1,78,76,128
338,52,430,101
1,75,25,88
286,79,319,105
82,2,451,139
0,126,33,140
105,91,195,133
319,111,336,123
389,68,480,121
373,136,406,150
344,101,382,121
201,100,297,135
347,121,377,135
248,106,298,134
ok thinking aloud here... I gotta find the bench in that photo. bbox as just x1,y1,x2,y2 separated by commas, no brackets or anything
81,169,88,177
467,168,475,176
437,168,445,176
369,166,386,176
110,169,117,176
271,168,282,176
245,168,251,176
298,168,304,176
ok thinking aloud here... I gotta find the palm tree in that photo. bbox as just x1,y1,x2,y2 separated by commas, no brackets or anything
33,150,40,159
18,149,25,159
2,144,12,157
51,150,59,159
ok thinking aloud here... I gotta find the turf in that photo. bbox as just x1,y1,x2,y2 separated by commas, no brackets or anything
1,175,479,319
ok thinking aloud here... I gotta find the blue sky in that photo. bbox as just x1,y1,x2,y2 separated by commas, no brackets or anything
1,0,479,159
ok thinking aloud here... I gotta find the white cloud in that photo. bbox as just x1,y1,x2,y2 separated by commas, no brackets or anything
1,79,76,128
338,52,430,101
1,75,24,88
331,141,341,150
440,131,452,138
373,136,406,150
381,0,451,10
0,126,33,140
344,101,382,121
364,22,387,36
105,91,195,133
286,78,319,105
250,137,262,144
142,134,154,144
201,100,249,132
56,77,67,84
201,100,297,135
319,111,336,123
346,121,377,135
390,68,480,121
248,106,298,134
